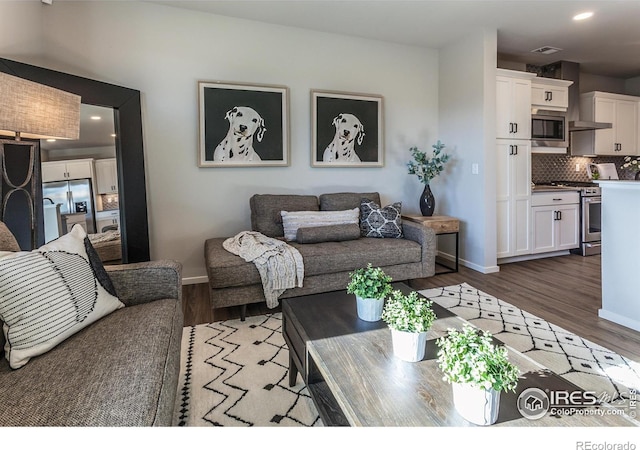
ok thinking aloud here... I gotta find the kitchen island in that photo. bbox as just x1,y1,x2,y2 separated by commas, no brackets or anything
596,180,640,332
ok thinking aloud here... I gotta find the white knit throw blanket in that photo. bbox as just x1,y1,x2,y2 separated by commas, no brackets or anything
223,231,304,308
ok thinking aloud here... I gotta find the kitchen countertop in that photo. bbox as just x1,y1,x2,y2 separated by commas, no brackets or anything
532,185,581,193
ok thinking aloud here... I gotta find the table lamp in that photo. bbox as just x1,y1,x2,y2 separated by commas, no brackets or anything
0,71,81,249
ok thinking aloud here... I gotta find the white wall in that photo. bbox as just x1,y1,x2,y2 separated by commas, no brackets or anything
580,73,627,95
437,30,498,273
11,1,439,280
626,76,640,96
0,1,44,59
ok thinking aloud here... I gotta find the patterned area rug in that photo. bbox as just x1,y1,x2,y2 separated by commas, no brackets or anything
174,283,640,426
420,283,640,406
173,313,321,427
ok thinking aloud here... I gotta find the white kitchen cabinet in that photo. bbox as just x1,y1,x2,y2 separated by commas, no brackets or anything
96,209,120,232
572,91,639,156
531,78,572,110
62,212,88,234
95,158,118,194
496,69,535,140
42,159,94,182
531,192,580,254
496,140,531,258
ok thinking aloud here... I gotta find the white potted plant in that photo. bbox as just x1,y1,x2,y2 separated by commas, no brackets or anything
346,263,393,322
436,324,520,426
381,290,437,362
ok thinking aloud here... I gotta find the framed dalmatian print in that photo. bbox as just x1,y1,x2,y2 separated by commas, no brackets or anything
198,81,290,167
311,90,384,168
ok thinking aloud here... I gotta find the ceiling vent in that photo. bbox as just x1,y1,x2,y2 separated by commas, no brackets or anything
530,46,562,55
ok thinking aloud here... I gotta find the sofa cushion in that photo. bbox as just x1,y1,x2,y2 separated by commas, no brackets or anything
360,199,404,238
0,297,180,426
250,194,318,237
296,223,361,244
291,238,421,277
281,208,359,241
319,192,381,211
0,225,124,369
206,236,421,288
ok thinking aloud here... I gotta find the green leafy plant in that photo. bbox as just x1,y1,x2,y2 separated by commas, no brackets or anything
381,290,437,333
436,324,519,392
346,263,393,299
407,140,451,185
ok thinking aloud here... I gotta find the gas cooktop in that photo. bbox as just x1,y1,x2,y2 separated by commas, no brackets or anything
548,181,600,196
549,181,598,187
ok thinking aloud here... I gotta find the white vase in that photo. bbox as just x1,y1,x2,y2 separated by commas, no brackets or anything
356,296,385,322
452,382,500,426
390,328,427,362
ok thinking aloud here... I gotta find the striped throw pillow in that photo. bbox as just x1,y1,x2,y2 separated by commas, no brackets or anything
280,207,359,241
0,225,124,369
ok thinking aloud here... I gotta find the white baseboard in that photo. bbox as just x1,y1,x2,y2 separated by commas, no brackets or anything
182,275,208,285
598,309,640,332
436,251,500,274
498,250,570,265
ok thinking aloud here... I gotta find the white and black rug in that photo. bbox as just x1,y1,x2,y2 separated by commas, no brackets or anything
174,284,640,426
420,283,640,405
173,313,321,427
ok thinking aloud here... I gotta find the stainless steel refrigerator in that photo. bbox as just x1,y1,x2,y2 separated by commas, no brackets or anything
42,179,96,234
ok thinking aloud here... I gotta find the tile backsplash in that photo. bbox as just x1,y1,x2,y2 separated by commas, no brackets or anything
532,153,637,183
100,194,119,210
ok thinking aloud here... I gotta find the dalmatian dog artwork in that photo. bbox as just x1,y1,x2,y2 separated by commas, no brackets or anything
322,113,365,163
213,106,266,162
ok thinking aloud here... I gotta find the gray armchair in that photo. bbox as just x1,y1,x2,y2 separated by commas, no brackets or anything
0,221,183,426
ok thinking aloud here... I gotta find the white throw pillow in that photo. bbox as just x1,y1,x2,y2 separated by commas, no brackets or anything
0,225,124,369
280,207,359,241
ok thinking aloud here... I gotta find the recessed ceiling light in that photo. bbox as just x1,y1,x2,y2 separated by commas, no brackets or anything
90,116,101,120
46,139,56,142
573,11,594,21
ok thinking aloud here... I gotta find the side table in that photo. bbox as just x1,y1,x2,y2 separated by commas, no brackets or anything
402,214,459,274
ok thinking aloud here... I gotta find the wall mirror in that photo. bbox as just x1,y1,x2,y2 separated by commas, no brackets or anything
0,57,150,263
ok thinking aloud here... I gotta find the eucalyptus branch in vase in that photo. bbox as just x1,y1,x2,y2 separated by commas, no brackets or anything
407,140,451,185
407,140,451,216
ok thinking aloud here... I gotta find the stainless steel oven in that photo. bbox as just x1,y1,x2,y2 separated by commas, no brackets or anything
580,189,601,256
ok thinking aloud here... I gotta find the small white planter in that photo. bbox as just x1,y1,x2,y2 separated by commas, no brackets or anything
452,382,500,426
356,296,385,322
390,328,428,362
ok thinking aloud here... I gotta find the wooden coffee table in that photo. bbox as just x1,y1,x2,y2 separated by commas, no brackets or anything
281,283,638,427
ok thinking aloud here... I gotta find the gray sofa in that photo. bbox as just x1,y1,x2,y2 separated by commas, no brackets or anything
205,192,436,319
0,223,183,426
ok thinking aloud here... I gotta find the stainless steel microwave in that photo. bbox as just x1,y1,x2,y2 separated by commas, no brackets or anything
531,109,568,148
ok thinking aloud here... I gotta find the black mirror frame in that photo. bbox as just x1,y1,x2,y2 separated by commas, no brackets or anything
0,57,150,263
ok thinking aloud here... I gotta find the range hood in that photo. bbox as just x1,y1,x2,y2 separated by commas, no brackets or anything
537,61,612,132
568,120,613,131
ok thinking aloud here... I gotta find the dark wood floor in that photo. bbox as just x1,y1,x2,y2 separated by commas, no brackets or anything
182,254,640,362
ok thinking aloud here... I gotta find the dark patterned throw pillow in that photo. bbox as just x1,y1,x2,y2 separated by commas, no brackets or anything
360,199,403,238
